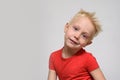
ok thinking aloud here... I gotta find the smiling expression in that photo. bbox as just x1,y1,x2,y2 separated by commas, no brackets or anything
64,16,95,50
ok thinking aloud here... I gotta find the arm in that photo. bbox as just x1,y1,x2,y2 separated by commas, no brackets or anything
48,69,57,80
90,68,106,80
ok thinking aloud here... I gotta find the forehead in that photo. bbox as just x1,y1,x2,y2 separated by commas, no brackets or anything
70,16,95,36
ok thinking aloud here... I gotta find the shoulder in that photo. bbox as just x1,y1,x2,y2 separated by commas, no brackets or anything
79,49,95,59
50,48,62,58
85,52,95,59
80,49,98,64
86,52,97,61
82,49,99,71
75,49,97,64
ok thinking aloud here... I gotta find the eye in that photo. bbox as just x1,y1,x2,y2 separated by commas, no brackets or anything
81,34,88,39
73,26,79,31
82,34,87,38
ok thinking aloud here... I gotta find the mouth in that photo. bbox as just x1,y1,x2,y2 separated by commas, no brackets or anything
69,38,79,45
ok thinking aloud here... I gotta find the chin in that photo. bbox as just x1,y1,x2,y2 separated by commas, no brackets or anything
65,41,82,49
67,45,81,50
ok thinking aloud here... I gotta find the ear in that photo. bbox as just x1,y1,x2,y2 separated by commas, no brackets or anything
84,41,92,47
87,41,92,46
64,23,69,33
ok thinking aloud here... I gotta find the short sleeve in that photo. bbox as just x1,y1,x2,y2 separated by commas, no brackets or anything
49,53,55,70
86,53,99,72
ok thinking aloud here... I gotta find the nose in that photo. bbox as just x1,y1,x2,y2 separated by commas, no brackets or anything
74,32,80,40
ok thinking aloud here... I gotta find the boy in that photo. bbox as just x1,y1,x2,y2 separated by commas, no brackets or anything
48,9,106,80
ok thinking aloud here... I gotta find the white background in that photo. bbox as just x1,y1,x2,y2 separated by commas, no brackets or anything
0,0,120,80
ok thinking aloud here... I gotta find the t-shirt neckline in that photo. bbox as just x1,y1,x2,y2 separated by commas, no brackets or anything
60,48,84,60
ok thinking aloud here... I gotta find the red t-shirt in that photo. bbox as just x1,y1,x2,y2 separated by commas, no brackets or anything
49,48,99,80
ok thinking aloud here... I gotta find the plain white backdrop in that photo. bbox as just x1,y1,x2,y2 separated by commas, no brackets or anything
0,0,120,80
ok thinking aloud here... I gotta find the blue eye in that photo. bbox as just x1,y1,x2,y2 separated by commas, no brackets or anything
82,34,88,39
83,35,87,38
73,26,78,31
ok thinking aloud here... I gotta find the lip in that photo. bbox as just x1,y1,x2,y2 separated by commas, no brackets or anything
69,38,79,45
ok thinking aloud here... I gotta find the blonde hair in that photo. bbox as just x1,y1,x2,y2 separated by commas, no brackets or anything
69,9,102,37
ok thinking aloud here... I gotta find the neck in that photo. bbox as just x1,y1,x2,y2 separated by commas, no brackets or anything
62,46,80,58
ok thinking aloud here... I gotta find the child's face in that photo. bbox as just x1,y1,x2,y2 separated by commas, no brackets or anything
64,16,95,50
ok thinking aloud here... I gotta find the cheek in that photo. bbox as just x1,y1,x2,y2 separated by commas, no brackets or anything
79,39,88,47
64,33,68,41
65,31,70,38
66,29,74,37
64,31,73,43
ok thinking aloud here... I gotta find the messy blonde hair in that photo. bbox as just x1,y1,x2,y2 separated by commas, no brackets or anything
69,9,102,37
